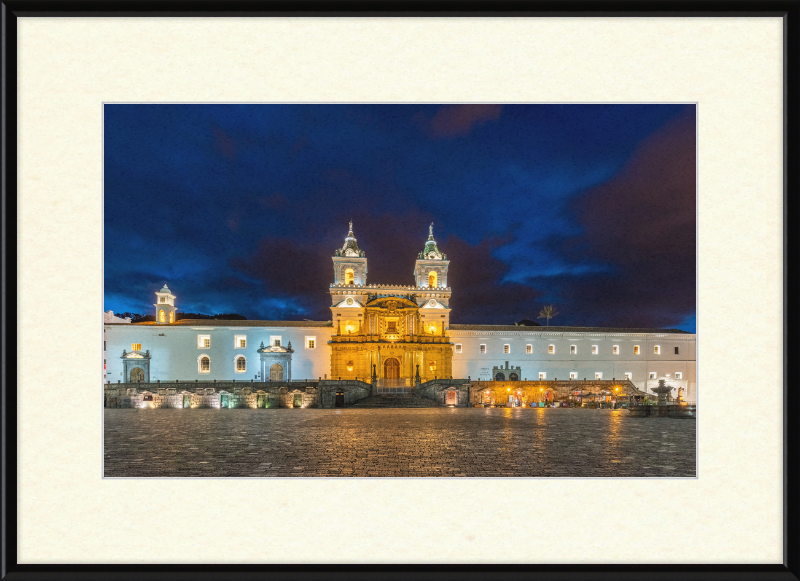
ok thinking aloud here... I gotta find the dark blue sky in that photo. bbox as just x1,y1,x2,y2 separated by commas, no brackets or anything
104,104,696,331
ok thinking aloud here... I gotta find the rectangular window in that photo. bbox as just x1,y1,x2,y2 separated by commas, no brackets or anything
197,335,210,349
675,346,680,355
634,345,640,355
386,321,398,333
526,345,532,354
624,372,632,380
104,341,106,350
548,345,555,354
539,372,546,380
131,343,141,351
305,336,316,349
480,344,486,354
654,345,661,355
675,372,683,379
270,336,282,347
613,345,619,355
570,345,576,354
455,344,462,353
591,345,598,355
234,335,246,349
569,372,578,379
595,372,602,380
649,372,656,379
503,344,510,354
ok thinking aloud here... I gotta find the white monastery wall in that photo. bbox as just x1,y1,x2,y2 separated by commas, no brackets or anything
104,324,334,383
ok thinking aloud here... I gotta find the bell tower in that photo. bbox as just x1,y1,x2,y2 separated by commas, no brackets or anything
332,221,368,286
154,283,177,324
414,223,449,288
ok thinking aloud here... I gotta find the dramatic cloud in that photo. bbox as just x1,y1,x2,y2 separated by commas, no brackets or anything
530,106,696,328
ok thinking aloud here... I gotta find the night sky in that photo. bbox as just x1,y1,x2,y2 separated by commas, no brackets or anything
104,104,696,332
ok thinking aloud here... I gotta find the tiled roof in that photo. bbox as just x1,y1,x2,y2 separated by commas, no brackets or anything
109,319,333,328
448,324,691,334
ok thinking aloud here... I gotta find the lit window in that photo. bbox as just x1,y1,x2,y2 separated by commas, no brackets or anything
197,335,210,349
480,344,486,354
591,345,598,355
675,372,683,379
595,372,602,380
548,345,555,354
539,372,546,380
236,357,246,372
169,311,174,323
159,310,165,323
569,372,577,379
675,346,680,355
455,344,462,353
504,344,510,354
428,271,438,288
235,335,247,349
131,343,141,351
570,345,576,354
654,345,661,355
634,345,640,355
649,372,656,379
387,321,398,334
624,372,632,380
613,345,619,355
526,345,532,354
306,337,316,349
345,269,354,285
200,356,210,373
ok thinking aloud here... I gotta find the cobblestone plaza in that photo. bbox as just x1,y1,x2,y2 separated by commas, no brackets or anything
104,408,696,477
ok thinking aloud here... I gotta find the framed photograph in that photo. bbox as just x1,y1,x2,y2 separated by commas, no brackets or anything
3,2,798,579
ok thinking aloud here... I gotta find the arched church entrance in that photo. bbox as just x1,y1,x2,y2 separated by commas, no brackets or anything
270,364,284,381
495,372,505,381
384,358,400,379
129,367,144,383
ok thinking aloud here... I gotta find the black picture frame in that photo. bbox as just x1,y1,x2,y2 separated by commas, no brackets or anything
2,2,798,580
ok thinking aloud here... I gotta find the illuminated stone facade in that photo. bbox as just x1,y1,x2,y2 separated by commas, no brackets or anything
329,224,453,384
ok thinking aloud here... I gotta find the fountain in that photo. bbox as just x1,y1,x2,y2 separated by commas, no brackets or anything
627,379,696,419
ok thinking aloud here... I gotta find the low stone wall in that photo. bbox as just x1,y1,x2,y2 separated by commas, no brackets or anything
317,380,373,408
105,379,373,409
468,379,646,406
416,379,470,407
105,381,319,409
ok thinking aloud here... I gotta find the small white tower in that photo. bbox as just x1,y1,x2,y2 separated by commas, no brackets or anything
332,221,368,286
414,223,449,288
153,283,177,324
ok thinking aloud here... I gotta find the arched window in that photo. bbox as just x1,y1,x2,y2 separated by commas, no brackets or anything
169,311,174,324
345,269,354,285
199,356,210,373
159,310,165,323
428,271,437,287
235,356,246,373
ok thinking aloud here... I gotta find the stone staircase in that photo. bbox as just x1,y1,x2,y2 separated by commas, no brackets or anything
350,394,444,408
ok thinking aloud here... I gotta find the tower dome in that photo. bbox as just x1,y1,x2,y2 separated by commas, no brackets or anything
419,222,445,260
334,221,365,258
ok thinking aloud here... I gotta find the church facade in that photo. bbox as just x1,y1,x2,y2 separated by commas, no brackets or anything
104,224,697,400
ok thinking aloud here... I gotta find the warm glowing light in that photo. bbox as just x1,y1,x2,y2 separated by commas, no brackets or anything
345,269,354,285
347,360,354,372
